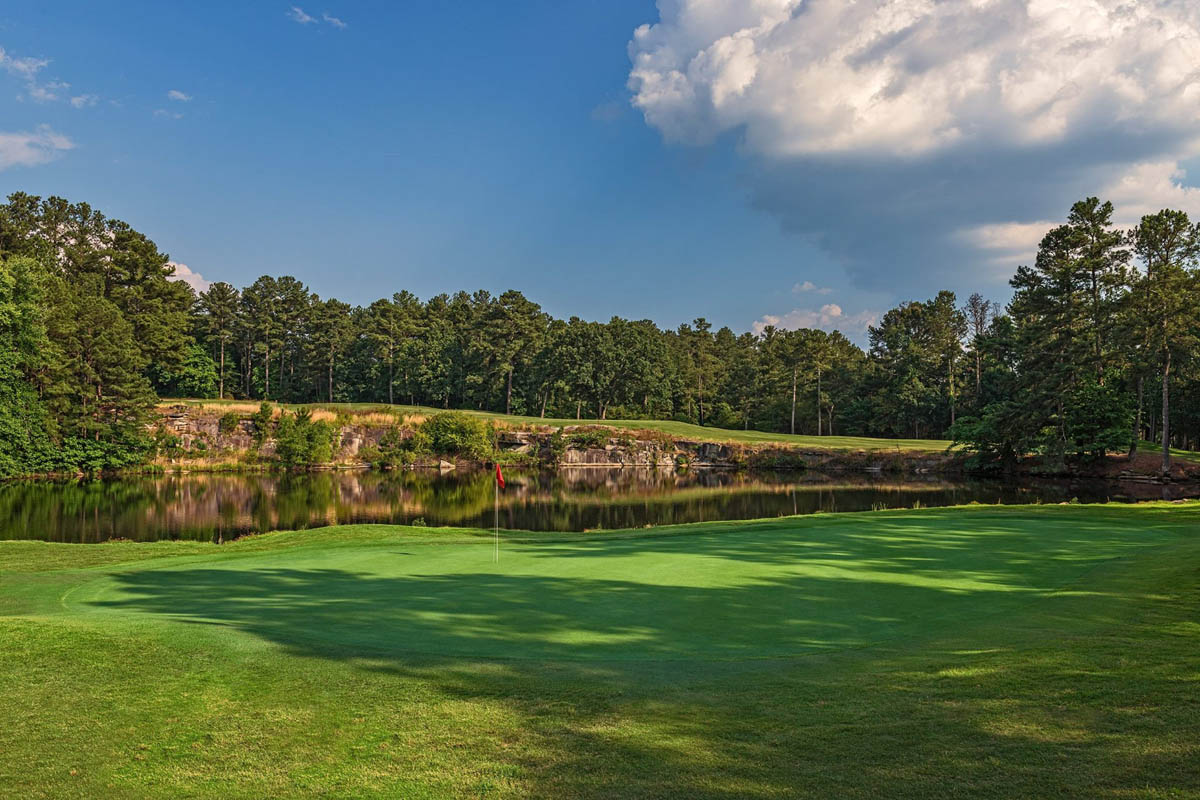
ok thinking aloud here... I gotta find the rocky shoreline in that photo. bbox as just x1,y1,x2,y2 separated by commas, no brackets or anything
153,404,965,475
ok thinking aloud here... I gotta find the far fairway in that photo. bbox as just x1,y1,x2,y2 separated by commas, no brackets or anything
2,504,1198,798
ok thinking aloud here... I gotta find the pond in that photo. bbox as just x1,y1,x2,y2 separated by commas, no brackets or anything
2,467,1193,543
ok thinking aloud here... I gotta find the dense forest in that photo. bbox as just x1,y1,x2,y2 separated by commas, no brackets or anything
1,191,1198,477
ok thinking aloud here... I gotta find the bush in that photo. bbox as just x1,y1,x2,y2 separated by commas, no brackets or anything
60,435,153,473
421,412,493,460
274,409,338,467
567,427,611,449
751,451,807,470
218,412,240,435
365,426,429,469
250,402,274,445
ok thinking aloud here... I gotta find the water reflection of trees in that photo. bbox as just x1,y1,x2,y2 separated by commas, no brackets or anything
0,469,1182,543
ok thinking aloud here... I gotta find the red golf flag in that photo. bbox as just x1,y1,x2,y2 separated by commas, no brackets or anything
495,463,505,489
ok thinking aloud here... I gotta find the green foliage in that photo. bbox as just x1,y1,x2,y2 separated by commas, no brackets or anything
218,412,240,435
750,451,807,470
548,428,567,462
0,257,55,477
7,189,1200,472
153,344,218,399
1058,380,1132,461
364,426,429,469
57,434,153,473
250,403,274,445
0,375,55,477
566,427,611,449
420,412,493,459
273,409,338,468
948,402,1028,471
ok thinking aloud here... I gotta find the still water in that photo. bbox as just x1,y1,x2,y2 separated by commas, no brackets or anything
2,468,1190,543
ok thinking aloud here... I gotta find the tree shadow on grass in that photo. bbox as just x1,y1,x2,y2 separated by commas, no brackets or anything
79,512,1200,798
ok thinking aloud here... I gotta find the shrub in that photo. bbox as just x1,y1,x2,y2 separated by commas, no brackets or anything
567,427,610,449
218,412,240,435
250,402,274,445
752,452,807,470
421,412,492,460
61,434,153,473
366,427,429,469
274,409,338,467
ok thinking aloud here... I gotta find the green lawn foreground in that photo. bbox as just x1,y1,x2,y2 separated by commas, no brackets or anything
1,504,1198,798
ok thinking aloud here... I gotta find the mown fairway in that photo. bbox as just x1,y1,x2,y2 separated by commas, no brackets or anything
2,505,1198,798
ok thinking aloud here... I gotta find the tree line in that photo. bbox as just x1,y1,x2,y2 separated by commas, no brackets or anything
1,191,1197,477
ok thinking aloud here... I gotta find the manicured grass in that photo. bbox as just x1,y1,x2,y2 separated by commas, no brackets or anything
2,504,1199,798
1138,440,1200,464
165,398,952,452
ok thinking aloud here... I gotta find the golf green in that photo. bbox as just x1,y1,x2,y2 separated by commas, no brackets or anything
3,504,1198,798
51,507,1190,661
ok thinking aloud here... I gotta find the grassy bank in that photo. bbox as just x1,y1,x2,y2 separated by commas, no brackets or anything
1137,440,1200,464
164,398,952,453
3,504,1199,798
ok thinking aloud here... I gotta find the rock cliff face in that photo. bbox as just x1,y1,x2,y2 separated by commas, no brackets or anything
153,406,963,474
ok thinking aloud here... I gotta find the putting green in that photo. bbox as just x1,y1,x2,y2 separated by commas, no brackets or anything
59,507,1185,661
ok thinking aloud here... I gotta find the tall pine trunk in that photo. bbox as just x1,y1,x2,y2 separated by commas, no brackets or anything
388,350,395,405
506,369,513,416
1129,376,1143,459
815,367,821,436
1162,350,1172,476
218,340,225,399
790,365,797,435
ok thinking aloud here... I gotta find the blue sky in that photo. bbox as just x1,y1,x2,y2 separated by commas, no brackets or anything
3,1,1200,340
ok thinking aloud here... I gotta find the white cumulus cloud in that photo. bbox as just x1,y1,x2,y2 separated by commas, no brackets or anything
167,89,192,102
792,280,832,295
753,302,878,336
962,159,1200,268
0,126,74,171
628,1,1200,294
629,0,1200,158
168,262,210,293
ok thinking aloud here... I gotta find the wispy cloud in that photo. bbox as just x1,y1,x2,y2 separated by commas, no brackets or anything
0,125,74,171
1,45,99,107
289,7,347,29
288,6,316,24
167,89,192,102
154,109,183,120
0,47,49,81
26,79,69,103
